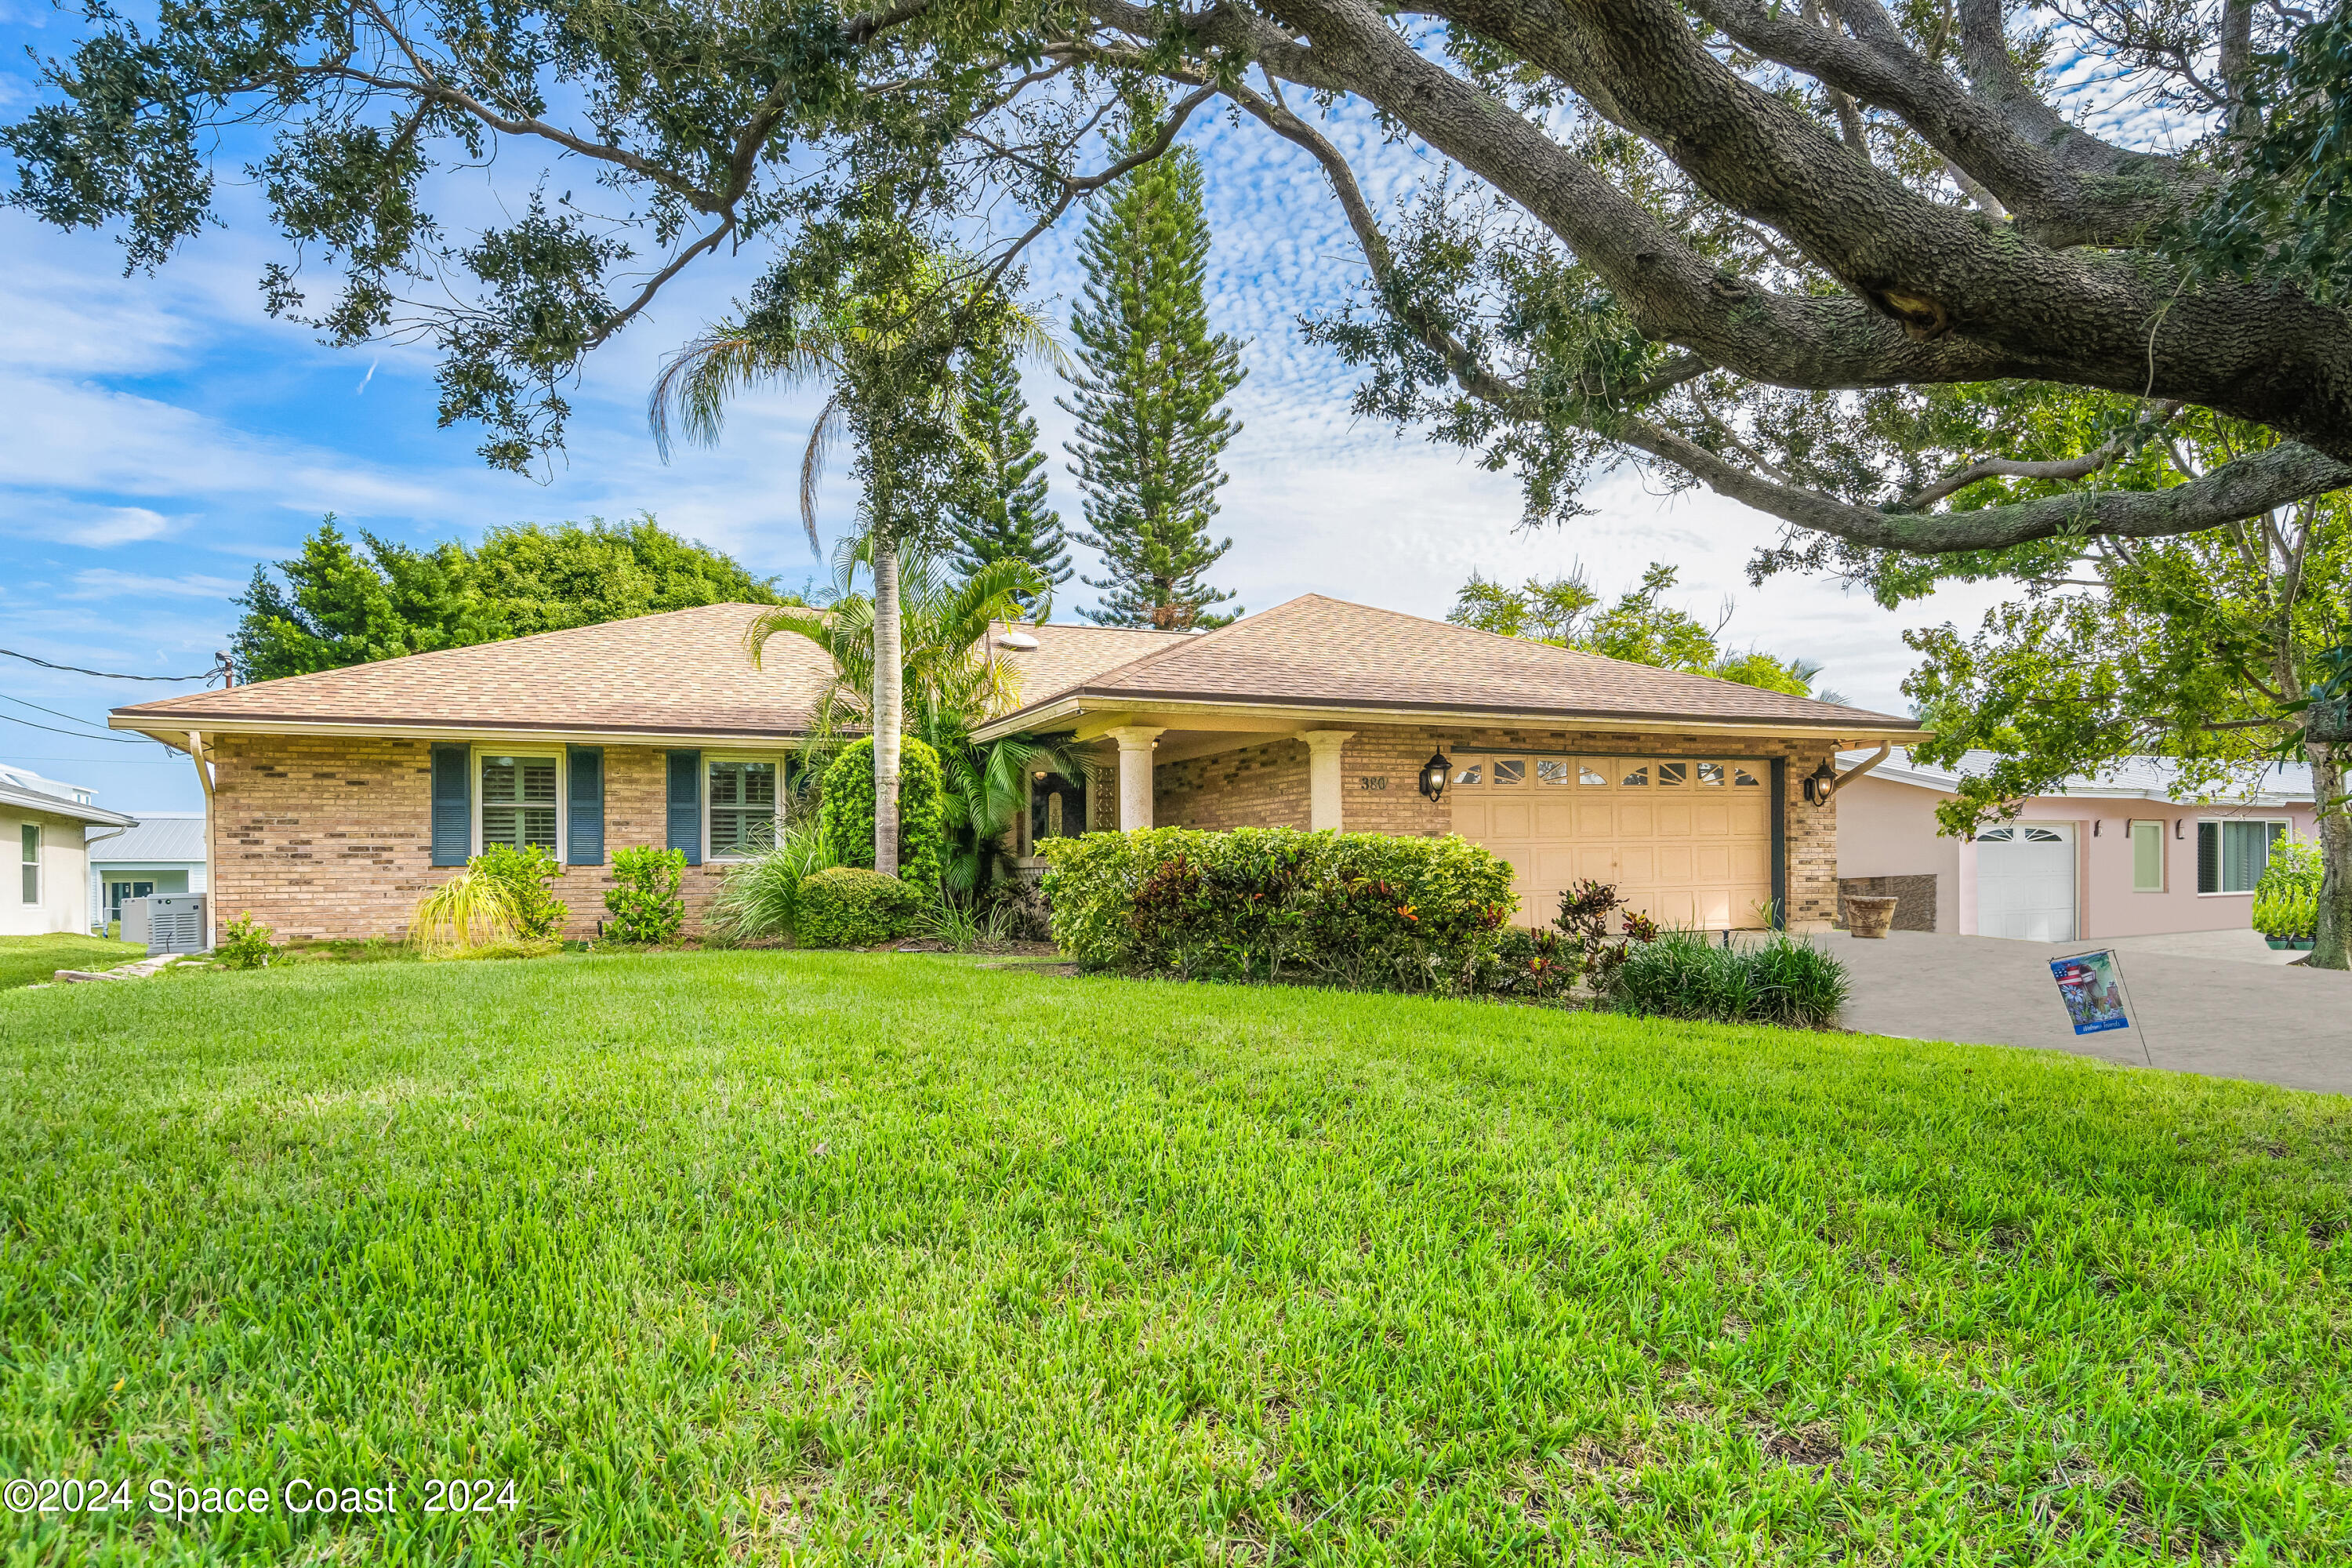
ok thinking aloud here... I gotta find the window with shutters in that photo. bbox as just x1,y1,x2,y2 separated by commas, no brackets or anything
479,754,561,852
2129,819,2165,892
18,822,37,906
706,758,779,858
2196,818,2287,893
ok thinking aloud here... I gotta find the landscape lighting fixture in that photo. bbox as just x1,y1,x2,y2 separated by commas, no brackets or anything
1803,758,1838,806
1418,749,1452,803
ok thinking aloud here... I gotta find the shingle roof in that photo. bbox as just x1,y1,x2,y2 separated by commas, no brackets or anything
988,622,1199,710
993,594,1918,731
87,813,206,863
112,604,837,739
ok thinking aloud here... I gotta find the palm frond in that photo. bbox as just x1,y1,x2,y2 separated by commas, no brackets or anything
799,393,848,558
650,323,837,459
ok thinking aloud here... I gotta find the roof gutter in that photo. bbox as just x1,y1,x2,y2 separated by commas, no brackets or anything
113,715,818,749
974,692,1926,746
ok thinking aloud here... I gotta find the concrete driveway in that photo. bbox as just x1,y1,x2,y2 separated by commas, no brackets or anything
1813,929,2352,1097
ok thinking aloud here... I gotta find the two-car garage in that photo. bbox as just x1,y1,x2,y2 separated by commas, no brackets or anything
1446,751,1777,930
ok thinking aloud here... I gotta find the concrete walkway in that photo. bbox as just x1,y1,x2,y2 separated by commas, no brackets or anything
1814,929,2352,1097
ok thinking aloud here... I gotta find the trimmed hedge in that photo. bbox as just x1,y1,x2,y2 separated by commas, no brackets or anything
1039,827,1517,993
797,866,924,949
818,735,946,891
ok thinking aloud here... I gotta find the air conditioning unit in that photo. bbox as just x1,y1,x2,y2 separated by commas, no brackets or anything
127,894,209,956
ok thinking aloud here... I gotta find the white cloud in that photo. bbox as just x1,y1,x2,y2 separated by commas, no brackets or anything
65,568,248,601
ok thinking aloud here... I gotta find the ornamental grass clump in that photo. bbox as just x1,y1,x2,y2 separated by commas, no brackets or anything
1040,828,1515,995
410,872,521,956
705,822,836,945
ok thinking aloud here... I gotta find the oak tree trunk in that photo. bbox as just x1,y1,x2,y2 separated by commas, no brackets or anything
872,536,903,878
2311,742,2350,971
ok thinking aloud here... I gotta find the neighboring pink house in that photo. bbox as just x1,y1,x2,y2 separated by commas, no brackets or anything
1835,750,2318,942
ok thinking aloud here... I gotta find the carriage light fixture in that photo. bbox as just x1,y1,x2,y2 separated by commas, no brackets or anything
1417,750,1452,803
1802,758,1839,806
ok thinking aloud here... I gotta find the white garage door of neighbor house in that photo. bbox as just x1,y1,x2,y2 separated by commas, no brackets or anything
1973,823,2077,942
1448,754,1774,930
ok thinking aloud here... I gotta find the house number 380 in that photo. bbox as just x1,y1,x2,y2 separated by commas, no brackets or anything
1358,776,1388,790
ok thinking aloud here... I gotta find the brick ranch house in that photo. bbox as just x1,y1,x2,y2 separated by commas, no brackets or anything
111,595,1921,945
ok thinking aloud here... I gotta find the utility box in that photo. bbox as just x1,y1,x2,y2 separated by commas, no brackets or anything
128,894,209,956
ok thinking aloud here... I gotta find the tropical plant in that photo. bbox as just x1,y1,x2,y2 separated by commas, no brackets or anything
795,867,924,949
604,847,685,946
704,821,838,946
650,227,1064,880
1609,931,1849,1029
216,913,275,971
411,873,521,956
470,844,568,940
916,893,989,953
2252,841,2324,942
1062,116,1245,630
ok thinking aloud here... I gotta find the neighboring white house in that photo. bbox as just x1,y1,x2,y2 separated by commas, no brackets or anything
1835,749,2318,942
87,811,208,933
0,764,137,936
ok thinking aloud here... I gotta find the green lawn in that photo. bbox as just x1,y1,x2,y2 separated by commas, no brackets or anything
2,953,2347,1564
0,932,146,990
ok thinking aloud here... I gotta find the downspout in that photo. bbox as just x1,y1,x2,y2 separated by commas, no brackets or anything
1818,744,1893,804
84,818,132,934
186,729,219,951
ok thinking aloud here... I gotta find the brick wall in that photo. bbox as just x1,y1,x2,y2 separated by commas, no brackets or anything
1146,722,1842,931
211,734,739,942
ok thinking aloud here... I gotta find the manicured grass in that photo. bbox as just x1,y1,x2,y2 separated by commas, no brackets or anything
2,952,2348,1564
0,932,145,990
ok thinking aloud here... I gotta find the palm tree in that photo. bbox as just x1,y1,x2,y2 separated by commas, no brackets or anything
750,538,1085,898
649,243,1063,873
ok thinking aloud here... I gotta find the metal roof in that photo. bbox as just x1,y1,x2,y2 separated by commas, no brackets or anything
0,779,135,827
87,812,205,863
1841,748,2316,808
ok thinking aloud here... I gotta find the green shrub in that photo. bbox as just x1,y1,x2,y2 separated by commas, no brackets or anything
2252,841,2322,939
604,846,686,944
1610,929,1849,1029
470,843,568,938
817,735,946,891
216,913,274,970
1040,828,1517,994
705,821,837,945
796,866,924,949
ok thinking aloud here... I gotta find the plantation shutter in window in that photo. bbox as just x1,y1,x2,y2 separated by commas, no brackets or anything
430,744,471,866
568,746,604,866
666,749,702,866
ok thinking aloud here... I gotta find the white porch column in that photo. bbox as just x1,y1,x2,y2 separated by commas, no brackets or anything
1301,729,1357,831
1105,726,1165,831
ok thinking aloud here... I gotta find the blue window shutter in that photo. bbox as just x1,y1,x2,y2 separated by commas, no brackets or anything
568,746,604,866
430,745,470,866
666,750,702,865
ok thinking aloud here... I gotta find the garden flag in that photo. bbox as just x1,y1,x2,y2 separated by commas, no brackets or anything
2049,951,2132,1035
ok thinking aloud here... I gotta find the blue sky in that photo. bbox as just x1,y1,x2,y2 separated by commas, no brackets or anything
0,6,2178,816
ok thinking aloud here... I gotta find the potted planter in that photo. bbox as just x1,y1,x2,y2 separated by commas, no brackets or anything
1845,895,1900,939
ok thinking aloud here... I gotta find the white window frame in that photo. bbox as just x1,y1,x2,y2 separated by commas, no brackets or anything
2127,818,2166,893
703,752,785,862
471,746,565,859
19,822,38,906
2196,817,2288,896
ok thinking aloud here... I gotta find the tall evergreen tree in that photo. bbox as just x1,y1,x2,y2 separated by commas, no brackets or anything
945,339,1070,612
1059,126,1247,630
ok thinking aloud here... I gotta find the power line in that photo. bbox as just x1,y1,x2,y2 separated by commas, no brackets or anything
0,712,155,745
0,647,217,681
0,691,128,734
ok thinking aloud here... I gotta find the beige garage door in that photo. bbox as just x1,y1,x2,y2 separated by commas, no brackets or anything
1449,753,1775,930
